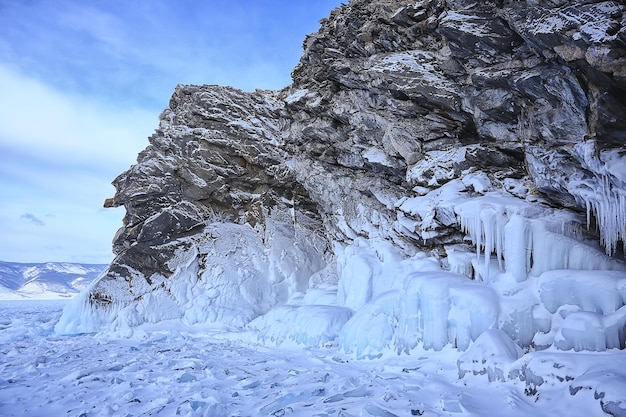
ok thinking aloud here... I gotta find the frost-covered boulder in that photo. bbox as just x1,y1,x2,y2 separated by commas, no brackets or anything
554,311,607,352
570,371,626,417
457,329,523,382
514,351,626,416
552,306,626,352
535,270,626,352
538,270,626,315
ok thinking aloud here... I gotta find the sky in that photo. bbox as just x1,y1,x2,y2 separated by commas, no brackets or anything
0,0,341,264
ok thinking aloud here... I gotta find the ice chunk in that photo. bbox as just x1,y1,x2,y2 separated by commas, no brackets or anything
339,291,400,359
260,392,313,415
537,269,626,315
363,403,399,417
177,372,197,383
457,329,523,381
250,305,353,347
440,397,463,413
396,271,498,352
554,312,606,352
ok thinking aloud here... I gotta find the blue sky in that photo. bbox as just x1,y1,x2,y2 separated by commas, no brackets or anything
0,0,341,264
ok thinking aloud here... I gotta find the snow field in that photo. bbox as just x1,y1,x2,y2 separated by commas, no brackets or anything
3,300,626,417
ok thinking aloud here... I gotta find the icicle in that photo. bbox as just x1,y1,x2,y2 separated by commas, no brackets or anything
458,204,481,269
580,176,626,256
572,141,626,256
480,207,496,272
503,215,532,282
585,198,591,230
457,201,512,280
495,207,505,271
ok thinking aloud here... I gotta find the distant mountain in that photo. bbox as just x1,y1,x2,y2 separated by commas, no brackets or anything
0,261,107,299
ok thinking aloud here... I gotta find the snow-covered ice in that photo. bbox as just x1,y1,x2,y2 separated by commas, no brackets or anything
2,299,626,417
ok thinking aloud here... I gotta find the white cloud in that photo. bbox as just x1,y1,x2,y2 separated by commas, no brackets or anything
0,64,157,263
0,64,156,170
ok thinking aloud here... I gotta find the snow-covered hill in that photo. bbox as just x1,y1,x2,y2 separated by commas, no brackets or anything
0,261,106,299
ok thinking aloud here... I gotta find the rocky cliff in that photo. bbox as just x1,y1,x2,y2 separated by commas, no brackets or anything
60,0,625,357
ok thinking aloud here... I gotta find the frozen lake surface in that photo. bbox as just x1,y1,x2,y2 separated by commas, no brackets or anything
0,300,623,416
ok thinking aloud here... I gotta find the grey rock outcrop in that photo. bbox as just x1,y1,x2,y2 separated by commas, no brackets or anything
88,0,625,328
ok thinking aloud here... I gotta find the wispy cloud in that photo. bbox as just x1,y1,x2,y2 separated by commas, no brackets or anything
0,64,156,171
21,213,45,227
0,0,339,101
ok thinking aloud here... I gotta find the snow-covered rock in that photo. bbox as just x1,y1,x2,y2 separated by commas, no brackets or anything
513,350,626,416
457,329,523,382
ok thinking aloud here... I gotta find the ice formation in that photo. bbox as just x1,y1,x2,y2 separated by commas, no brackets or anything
396,270,499,352
250,305,353,347
56,212,328,336
330,180,626,357
570,141,626,256
57,175,626,362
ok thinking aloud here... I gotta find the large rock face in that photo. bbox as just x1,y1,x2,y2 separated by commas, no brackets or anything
58,0,626,351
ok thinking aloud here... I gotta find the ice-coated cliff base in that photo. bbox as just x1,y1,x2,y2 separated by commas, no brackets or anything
57,177,626,413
